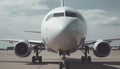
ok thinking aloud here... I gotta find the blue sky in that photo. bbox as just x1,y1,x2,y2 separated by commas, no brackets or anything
0,0,120,48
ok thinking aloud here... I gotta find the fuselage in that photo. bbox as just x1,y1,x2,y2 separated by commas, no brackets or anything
41,7,87,53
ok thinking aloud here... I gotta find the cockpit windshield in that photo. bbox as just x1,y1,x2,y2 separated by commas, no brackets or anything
53,13,64,17
46,12,64,21
65,11,84,21
65,11,77,17
45,11,84,21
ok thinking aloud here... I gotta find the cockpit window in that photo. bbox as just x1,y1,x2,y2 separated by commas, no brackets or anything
46,14,53,21
77,14,84,21
65,11,77,17
65,11,84,21
46,12,64,21
53,13,64,17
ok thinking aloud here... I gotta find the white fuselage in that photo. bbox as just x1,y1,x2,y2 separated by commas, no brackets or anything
41,7,87,53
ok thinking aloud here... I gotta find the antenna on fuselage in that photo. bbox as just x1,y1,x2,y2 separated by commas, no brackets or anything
61,0,64,7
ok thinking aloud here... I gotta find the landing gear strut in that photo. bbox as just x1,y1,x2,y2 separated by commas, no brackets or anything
59,55,70,69
81,45,91,62
59,61,69,69
32,46,42,63
59,50,70,69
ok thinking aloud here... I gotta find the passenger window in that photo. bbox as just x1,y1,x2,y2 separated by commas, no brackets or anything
53,13,64,17
65,11,77,17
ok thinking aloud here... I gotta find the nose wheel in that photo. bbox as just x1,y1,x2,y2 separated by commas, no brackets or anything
58,50,71,69
59,61,69,69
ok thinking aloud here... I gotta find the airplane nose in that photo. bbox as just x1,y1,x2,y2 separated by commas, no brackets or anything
46,18,79,51
46,19,77,37
53,19,79,34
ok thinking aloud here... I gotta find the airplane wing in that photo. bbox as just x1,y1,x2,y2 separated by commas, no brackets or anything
24,31,41,33
0,39,45,58
0,39,45,50
0,39,43,45
85,38,120,45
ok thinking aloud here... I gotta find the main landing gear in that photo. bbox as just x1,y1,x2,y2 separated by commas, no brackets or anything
32,46,42,63
81,45,91,62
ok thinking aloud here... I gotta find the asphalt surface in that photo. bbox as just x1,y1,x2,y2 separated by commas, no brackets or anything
0,50,120,69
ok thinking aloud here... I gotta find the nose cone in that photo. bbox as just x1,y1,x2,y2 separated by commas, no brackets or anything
43,18,80,52
50,18,79,35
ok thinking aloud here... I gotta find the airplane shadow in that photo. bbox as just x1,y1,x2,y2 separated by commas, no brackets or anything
27,58,120,69
26,62,60,65
68,62,120,69
66,58,120,69
0,58,120,69
0,60,60,65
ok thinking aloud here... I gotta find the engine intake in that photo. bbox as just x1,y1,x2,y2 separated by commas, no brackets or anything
93,40,111,57
15,41,32,57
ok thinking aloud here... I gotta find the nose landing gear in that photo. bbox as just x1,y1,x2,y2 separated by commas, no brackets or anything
59,50,70,69
59,61,69,69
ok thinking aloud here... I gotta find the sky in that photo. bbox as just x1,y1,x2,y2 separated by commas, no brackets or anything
0,0,120,48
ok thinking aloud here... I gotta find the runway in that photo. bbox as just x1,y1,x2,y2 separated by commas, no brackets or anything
0,50,120,69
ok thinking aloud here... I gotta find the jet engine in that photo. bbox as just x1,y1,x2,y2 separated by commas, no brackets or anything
14,41,32,57
93,40,111,57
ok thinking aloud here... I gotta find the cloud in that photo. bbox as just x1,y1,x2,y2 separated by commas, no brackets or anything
79,9,120,26
0,0,48,16
0,0,49,26
0,0,49,35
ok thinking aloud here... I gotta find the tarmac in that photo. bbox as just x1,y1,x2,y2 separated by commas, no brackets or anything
0,50,120,69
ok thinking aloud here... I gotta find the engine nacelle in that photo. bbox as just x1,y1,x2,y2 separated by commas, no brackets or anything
14,41,32,57
93,40,111,57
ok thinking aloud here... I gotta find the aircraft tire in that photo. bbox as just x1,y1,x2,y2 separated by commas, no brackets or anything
81,56,85,62
59,63,63,69
65,62,69,69
32,56,36,63
87,56,91,63
38,56,42,63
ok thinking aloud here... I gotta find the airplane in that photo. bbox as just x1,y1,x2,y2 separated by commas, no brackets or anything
0,0,120,69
